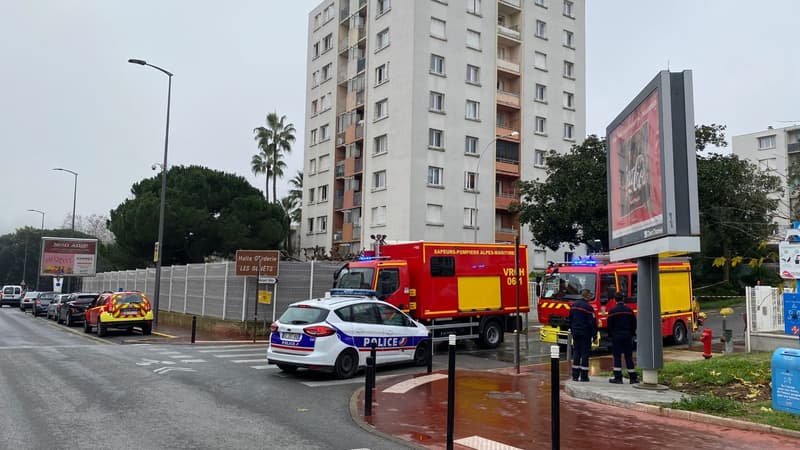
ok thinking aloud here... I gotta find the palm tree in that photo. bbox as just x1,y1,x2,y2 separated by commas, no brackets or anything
280,196,299,255
288,170,303,223
252,112,296,203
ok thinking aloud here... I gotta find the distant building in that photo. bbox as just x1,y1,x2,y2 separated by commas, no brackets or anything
732,124,800,230
301,0,586,270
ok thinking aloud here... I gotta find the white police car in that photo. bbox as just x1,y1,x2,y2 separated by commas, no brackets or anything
267,289,430,379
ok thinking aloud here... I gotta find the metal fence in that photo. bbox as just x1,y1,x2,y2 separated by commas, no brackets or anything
745,285,784,333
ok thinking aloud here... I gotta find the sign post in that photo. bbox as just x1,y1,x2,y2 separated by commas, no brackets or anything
235,250,281,341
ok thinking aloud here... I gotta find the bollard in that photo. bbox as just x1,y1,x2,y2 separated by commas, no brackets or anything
550,345,560,450
514,329,520,374
427,331,433,374
370,342,377,393
191,315,197,344
365,355,374,417
446,333,456,450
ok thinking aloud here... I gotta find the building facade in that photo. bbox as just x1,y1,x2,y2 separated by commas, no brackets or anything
301,0,586,270
732,125,800,230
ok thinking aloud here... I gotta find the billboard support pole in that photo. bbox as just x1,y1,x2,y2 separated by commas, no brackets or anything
637,255,663,385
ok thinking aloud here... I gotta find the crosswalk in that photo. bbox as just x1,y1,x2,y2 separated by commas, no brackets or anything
148,344,274,371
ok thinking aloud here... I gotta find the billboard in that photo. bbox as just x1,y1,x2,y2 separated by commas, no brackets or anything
39,237,99,277
606,70,700,260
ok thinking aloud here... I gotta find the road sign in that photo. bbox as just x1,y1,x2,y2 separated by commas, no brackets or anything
235,250,280,277
258,291,272,304
259,277,277,284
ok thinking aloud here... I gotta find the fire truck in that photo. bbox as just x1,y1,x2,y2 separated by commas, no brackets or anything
537,256,699,348
333,241,529,348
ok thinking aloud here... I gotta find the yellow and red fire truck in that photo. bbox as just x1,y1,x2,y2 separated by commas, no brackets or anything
537,256,700,348
333,241,529,348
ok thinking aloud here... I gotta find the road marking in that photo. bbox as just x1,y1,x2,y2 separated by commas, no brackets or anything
250,365,278,370
383,373,448,394
231,359,267,363
136,359,176,366
152,331,175,338
301,374,399,388
454,436,521,450
213,353,265,358
197,346,266,353
166,355,194,359
180,359,207,363
156,351,183,355
153,367,196,374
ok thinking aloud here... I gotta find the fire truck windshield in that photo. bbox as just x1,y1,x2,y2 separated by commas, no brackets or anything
541,273,596,301
334,267,375,290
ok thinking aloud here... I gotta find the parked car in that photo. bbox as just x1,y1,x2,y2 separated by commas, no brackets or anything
84,291,153,336
20,291,40,311
266,293,430,378
31,292,57,317
58,293,99,326
47,294,70,320
1,285,24,307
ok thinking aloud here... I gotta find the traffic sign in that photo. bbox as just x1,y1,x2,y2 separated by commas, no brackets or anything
259,277,277,284
258,291,272,304
235,250,280,277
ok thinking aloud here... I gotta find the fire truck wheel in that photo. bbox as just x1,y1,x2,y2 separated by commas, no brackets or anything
672,321,688,345
413,341,429,366
334,349,359,379
479,320,503,349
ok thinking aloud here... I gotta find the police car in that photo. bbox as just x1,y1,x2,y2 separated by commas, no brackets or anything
267,289,430,379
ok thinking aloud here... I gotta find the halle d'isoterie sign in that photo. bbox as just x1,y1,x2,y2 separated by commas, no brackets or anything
40,237,99,277
235,250,280,277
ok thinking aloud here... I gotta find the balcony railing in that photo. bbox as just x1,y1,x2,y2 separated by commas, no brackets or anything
789,142,800,154
497,57,520,74
335,162,345,177
334,193,344,210
355,123,364,139
496,90,520,108
356,58,365,73
333,230,343,242
497,24,521,41
499,0,521,8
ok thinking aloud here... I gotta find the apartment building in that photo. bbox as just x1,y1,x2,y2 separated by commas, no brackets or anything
302,0,585,270
732,124,800,230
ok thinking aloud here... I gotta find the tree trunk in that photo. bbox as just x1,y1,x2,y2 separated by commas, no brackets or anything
272,170,278,204
265,165,270,203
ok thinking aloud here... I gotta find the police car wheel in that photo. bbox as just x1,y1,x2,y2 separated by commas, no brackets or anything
413,341,429,366
334,349,359,379
276,364,298,373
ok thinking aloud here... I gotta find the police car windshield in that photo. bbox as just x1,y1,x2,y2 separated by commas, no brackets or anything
279,306,328,325
335,268,375,290
541,273,596,301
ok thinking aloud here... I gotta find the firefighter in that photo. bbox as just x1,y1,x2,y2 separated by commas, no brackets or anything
568,288,597,382
607,291,638,384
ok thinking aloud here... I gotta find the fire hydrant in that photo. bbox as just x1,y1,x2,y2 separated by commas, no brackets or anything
700,328,713,359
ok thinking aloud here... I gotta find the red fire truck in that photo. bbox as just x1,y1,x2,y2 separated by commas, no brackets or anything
333,241,529,348
537,257,700,348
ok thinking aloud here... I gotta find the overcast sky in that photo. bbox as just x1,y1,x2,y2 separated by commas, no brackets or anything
2,0,798,236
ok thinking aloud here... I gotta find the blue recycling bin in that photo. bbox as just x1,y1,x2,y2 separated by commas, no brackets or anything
785,293,800,336
772,348,800,415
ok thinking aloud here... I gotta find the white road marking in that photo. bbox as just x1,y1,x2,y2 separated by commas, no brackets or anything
180,359,207,363
197,345,265,353
454,436,521,450
250,365,278,370
166,355,193,359
153,367,196,374
231,359,267,363
155,350,182,355
136,359,176,366
382,373,448,394
213,353,265,359
301,374,399,388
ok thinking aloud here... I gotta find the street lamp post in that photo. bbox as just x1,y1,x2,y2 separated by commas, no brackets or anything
26,209,45,290
473,131,519,243
128,58,173,326
52,168,77,231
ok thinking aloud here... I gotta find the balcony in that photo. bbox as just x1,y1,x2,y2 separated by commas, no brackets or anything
496,90,520,109
343,190,362,209
334,192,344,209
335,162,345,177
356,57,365,73
338,36,349,54
499,0,521,9
496,158,520,177
333,230,343,242
344,157,363,176
789,142,800,154
496,120,520,140
495,190,519,210
339,7,349,22
497,24,521,42
495,228,518,243
336,132,346,146
497,57,520,75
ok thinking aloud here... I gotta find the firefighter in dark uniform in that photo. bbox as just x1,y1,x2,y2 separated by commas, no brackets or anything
568,289,597,382
607,291,638,384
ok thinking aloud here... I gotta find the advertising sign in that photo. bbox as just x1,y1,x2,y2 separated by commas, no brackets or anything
235,250,280,277
779,241,800,279
39,237,98,277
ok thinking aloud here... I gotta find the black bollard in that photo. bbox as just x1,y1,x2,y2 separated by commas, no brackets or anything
446,333,456,450
427,331,433,373
191,315,197,344
550,345,560,450
370,342,377,389
365,355,374,417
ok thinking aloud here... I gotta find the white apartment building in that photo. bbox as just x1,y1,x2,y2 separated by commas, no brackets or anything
301,0,586,270
732,124,800,231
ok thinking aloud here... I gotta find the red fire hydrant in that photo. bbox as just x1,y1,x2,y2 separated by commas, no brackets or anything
700,328,713,359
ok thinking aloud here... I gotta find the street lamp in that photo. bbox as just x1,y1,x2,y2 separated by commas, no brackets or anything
473,131,519,243
27,209,45,231
128,58,173,326
52,168,77,231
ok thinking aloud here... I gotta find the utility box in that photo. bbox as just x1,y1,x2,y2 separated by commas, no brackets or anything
772,348,800,415
785,293,800,337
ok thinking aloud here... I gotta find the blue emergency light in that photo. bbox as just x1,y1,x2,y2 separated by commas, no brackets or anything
570,256,597,266
329,288,377,297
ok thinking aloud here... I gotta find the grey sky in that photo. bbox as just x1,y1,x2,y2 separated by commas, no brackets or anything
2,0,798,236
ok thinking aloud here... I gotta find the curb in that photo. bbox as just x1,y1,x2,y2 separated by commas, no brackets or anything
349,385,429,450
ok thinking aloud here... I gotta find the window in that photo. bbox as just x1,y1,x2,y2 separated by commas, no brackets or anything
430,18,446,39
535,0,546,6
563,91,574,109
320,124,330,141
308,187,315,204
534,149,547,167
535,20,547,39
466,100,480,120
319,184,329,202
323,33,333,51
429,128,444,148
323,4,334,22
311,99,319,115
427,166,444,186
564,29,574,48
377,0,391,15
429,91,445,112
310,128,318,145
313,42,320,58
535,116,546,134
321,92,332,110
372,170,386,190
464,208,477,228
318,154,330,172
759,158,777,171
322,63,332,81
430,54,445,75
307,217,314,234
374,134,388,155
309,159,317,175
564,61,575,78
466,0,481,15
430,256,455,277
312,70,319,87
464,171,477,191
534,51,547,70
371,205,386,226
758,135,776,149
564,123,574,140
466,64,480,84
316,216,328,233
563,0,574,18
375,63,389,85
374,98,388,120
535,84,547,102
465,136,478,154
376,28,390,50
426,204,443,224
466,29,481,50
